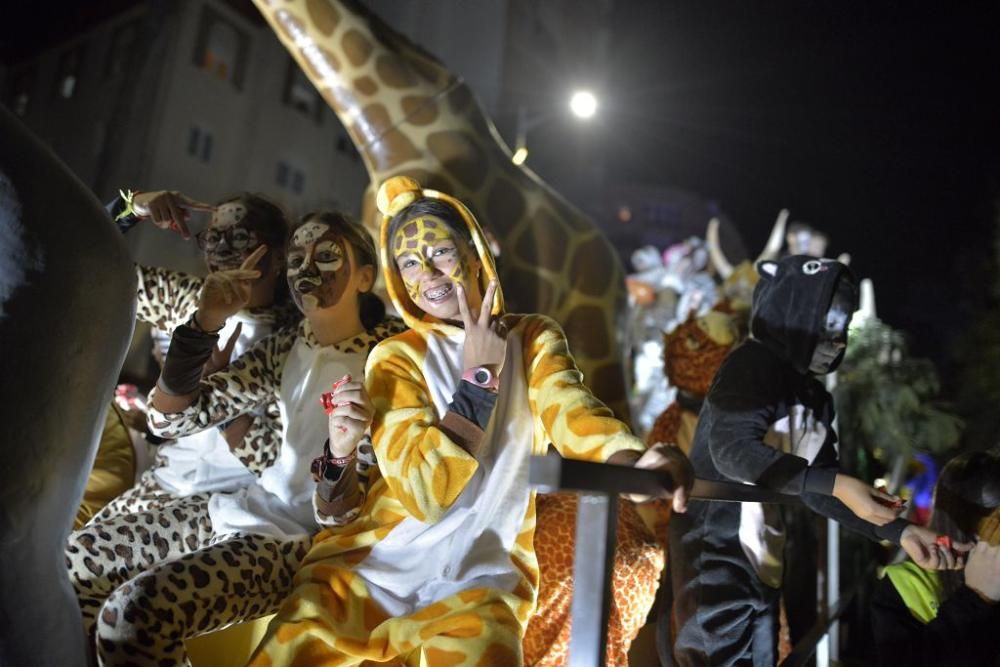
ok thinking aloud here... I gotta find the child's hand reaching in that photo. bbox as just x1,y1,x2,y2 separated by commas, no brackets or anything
833,474,904,526
900,525,973,571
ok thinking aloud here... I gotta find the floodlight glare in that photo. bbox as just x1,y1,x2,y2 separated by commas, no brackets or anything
569,90,597,119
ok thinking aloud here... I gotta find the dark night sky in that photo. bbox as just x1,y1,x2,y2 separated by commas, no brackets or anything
4,1,999,383
599,1,1000,378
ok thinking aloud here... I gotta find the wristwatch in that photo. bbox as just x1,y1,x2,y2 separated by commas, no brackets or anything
462,366,499,392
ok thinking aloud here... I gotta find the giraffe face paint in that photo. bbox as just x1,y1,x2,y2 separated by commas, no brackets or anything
286,221,352,313
201,202,260,271
393,216,480,321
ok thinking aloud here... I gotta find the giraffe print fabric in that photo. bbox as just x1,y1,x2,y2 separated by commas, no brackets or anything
524,493,665,666
247,314,648,664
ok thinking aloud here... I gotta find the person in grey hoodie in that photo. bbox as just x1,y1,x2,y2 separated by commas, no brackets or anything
668,255,961,666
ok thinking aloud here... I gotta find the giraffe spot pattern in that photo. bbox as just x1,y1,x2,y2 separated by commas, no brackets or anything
401,95,439,127
523,493,663,665
354,75,378,96
426,130,489,191
305,0,340,36
375,54,417,89
341,28,373,67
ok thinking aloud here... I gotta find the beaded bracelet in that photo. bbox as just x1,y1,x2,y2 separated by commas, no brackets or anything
114,189,142,222
310,440,357,482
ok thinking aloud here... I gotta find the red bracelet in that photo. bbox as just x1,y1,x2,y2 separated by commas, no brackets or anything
326,450,356,466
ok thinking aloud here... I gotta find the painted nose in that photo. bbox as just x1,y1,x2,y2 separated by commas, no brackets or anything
418,260,442,279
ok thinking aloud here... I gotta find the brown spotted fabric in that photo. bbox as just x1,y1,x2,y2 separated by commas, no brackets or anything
66,496,309,666
134,264,300,477
147,317,407,474
90,468,200,525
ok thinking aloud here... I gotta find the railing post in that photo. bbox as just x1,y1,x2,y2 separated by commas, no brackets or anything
567,493,618,667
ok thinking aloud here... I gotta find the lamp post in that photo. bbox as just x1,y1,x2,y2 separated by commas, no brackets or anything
512,89,598,165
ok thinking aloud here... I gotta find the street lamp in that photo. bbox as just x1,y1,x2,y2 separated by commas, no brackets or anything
512,90,599,165
569,90,597,119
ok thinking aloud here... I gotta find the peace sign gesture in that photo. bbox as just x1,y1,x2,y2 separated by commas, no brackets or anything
132,190,215,240
195,245,268,332
456,280,507,376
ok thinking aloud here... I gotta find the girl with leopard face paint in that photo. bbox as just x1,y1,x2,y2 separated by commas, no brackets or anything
287,218,360,315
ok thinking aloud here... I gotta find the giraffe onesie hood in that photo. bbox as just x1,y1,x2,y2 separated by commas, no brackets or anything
250,177,647,666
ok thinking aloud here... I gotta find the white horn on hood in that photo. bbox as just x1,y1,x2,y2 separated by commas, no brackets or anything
837,252,851,266
706,217,733,279
856,278,877,321
755,208,789,262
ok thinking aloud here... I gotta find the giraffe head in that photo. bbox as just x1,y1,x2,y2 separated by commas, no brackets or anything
376,176,503,333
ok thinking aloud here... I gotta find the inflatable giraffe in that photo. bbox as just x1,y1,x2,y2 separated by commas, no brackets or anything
0,106,136,666
252,0,631,417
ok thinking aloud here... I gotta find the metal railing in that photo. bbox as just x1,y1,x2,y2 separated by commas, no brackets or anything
529,455,805,667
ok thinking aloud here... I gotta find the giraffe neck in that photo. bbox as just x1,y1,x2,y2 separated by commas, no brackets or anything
265,0,462,177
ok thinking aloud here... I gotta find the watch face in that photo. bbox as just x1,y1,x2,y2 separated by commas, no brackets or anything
474,368,491,385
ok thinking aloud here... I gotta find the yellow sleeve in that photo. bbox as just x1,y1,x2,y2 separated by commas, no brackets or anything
521,315,646,461
365,336,479,524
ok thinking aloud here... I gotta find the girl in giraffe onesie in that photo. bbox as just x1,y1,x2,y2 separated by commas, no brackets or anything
66,212,404,666
248,176,694,666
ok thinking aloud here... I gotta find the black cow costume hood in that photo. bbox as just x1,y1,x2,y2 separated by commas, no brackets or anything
750,255,858,375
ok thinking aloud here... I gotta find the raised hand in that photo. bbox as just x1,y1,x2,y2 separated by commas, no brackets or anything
833,474,905,526
132,190,214,239
195,245,267,332
456,280,507,375
321,375,373,457
204,322,243,376
900,524,973,571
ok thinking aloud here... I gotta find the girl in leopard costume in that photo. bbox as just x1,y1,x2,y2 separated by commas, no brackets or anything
83,190,298,526
66,211,404,666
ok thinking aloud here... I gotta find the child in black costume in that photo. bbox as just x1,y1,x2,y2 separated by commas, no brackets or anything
669,255,957,666
872,449,1000,667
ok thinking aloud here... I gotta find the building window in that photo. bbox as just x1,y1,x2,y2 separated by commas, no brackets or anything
105,20,138,78
283,58,322,122
55,46,85,99
193,7,249,89
291,169,305,194
188,126,214,163
6,67,34,116
275,161,305,195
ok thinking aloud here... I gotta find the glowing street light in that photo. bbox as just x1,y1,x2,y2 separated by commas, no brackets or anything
569,90,598,119
512,90,599,165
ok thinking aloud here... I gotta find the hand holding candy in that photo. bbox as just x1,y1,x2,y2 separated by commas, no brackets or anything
321,374,374,457
901,525,973,570
320,375,351,417
835,474,905,526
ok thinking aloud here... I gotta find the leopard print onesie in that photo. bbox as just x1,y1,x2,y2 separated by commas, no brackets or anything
91,265,298,523
67,318,405,666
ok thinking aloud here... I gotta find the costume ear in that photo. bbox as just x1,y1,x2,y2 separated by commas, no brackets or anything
756,260,779,279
